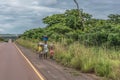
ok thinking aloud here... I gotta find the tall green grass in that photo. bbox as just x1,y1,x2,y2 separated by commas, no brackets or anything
16,39,120,80
54,42,120,80
16,39,38,51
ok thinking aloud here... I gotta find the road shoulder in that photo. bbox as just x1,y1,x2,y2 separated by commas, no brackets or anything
16,44,102,80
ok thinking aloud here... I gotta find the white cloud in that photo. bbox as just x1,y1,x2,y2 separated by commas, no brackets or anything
30,6,64,13
0,29,4,32
0,23,14,29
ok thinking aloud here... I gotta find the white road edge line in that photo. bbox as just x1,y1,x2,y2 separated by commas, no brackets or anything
14,43,45,80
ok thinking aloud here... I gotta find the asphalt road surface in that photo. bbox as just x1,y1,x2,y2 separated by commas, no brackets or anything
0,42,41,80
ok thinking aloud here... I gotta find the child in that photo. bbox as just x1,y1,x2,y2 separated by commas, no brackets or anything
37,43,43,59
49,44,54,59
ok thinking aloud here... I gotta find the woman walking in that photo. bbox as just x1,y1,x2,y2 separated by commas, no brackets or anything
43,41,49,59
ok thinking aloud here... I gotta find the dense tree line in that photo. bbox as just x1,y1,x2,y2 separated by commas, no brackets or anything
20,9,120,47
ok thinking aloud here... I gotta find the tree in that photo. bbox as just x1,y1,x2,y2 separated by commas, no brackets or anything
73,0,84,30
108,14,120,24
42,14,66,27
65,9,92,30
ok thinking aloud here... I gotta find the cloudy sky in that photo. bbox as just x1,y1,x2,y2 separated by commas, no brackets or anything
0,0,120,34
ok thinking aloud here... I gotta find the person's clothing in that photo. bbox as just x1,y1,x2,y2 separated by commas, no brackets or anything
50,49,54,59
50,49,54,56
44,53,47,59
38,46,42,52
39,52,43,59
43,44,48,59
37,45,43,59
44,44,48,53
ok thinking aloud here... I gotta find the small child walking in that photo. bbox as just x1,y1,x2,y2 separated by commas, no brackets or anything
49,44,54,59
37,43,43,59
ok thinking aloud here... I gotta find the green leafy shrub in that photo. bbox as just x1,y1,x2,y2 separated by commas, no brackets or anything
108,33,120,46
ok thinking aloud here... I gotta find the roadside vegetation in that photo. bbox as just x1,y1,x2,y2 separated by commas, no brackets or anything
16,9,120,80
0,37,4,42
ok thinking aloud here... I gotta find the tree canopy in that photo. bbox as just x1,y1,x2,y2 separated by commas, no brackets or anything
20,9,120,47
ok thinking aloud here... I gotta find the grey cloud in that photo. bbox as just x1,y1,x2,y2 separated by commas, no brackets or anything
0,0,120,34
38,0,57,6
79,0,120,19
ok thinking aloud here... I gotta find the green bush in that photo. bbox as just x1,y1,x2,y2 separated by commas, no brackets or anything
108,33,120,46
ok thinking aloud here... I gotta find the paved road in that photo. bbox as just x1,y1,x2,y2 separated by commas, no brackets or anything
0,42,41,80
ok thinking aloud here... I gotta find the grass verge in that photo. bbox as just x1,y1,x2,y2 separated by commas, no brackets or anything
16,39,120,80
